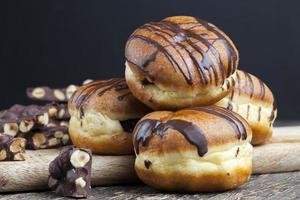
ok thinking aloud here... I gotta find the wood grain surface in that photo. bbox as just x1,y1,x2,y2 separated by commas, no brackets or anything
1,172,299,199
0,126,299,193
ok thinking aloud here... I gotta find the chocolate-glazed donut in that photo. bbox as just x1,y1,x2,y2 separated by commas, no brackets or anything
133,106,252,192
68,78,151,155
125,16,239,110
215,70,277,145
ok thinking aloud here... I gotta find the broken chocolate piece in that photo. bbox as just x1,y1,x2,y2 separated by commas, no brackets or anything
0,134,26,161
27,85,78,102
21,125,71,150
0,104,52,135
48,146,92,198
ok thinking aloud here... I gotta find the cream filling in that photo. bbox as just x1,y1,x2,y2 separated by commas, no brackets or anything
136,142,253,174
125,61,234,101
69,111,124,137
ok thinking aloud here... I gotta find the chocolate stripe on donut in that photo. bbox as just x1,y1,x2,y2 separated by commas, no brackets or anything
243,71,254,98
142,24,194,84
127,35,193,85
236,71,241,95
191,107,247,140
173,19,238,78
133,119,208,156
195,18,238,78
258,78,266,100
71,79,131,118
155,21,223,85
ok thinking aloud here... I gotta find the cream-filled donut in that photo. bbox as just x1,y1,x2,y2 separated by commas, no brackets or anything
68,78,151,155
215,70,277,145
125,16,239,110
133,106,252,192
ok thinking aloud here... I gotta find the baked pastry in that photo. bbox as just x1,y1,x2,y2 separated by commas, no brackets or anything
68,78,150,155
215,70,277,145
125,16,239,110
133,106,252,192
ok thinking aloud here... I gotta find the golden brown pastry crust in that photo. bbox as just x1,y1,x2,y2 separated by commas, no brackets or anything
68,78,151,155
215,70,277,145
69,79,150,120
125,16,239,110
133,106,252,192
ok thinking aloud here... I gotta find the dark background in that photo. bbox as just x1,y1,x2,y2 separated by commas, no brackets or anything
0,0,298,120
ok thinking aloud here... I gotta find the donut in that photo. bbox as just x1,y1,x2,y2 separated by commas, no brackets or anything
215,70,277,145
133,106,252,192
125,16,239,110
68,78,151,155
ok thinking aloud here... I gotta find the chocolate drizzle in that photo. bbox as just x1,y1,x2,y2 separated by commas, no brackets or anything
133,119,208,156
258,78,266,100
246,105,250,119
258,106,262,122
243,71,254,98
126,16,238,86
191,107,247,140
195,18,238,78
71,79,131,118
236,71,241,95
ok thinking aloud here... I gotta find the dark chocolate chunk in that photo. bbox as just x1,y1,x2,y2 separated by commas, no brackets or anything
48,146,92,198
0,134,26,161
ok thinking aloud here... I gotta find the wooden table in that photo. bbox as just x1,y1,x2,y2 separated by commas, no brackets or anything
1,121,300,199
0,171,299,199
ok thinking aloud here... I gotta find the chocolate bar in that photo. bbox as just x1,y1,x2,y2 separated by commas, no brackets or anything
20,125,71,150
0,104,50,136
27,85,78,102
0,133,26,161
48,146,92,198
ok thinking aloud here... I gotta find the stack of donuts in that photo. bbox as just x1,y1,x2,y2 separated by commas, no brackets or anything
68,16,277,192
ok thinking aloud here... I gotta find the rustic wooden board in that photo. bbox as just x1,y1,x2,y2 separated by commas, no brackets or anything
0,125,299,193
0,171,299,199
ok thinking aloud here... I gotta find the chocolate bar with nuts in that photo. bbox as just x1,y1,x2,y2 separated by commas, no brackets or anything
27,85,78,102
46,119,69,129
0,133,26,161
46,103,70,120
48,146,92,198
20,125,71,150
0,104,50,136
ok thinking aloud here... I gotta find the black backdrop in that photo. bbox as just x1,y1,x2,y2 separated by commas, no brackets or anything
0,0,299,120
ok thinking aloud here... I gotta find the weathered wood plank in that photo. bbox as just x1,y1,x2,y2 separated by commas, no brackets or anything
1,172,299,200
